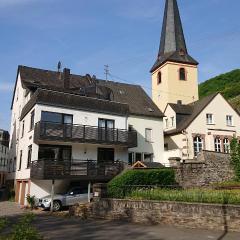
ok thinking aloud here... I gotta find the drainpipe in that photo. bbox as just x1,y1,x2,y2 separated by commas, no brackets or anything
88,182,91,203
50,179,55,212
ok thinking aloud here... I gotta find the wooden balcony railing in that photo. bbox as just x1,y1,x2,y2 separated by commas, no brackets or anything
34,121,137,148
30,159,125,181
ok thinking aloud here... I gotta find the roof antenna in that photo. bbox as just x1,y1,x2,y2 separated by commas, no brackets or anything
57,61,62,72
104,65,109,80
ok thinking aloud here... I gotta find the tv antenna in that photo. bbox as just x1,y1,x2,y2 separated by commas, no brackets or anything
57,61,62,72
104,65,109,80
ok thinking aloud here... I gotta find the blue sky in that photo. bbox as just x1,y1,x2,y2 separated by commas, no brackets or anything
0,0,240,131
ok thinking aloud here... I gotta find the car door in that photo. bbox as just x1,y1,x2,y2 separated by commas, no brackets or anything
66,188,82,206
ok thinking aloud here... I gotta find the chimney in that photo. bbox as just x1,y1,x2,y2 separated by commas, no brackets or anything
63,68,70,89
177,100,182,105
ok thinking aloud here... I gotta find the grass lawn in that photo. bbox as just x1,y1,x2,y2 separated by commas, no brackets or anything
126,188,240,205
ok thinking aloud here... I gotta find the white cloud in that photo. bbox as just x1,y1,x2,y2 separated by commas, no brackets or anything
0,82,14,91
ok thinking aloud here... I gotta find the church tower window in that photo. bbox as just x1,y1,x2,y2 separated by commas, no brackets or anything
179,68,186,81
157,72,162,85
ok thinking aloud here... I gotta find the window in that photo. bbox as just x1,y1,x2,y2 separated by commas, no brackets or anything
164,143,169,151
27,145,32,169
206,114,214,125
128,152,134,165
98,119,115,129
157,72,162,84
165,119,169,129
214,137,221,152
98,119,115,141
18,150,22,171
179,68,186,81
171,117,175,127
41,111,73,124
38,145,72,161
145,128,152,142
21,120,25,138
193,136,203,157
226,115,233,126
223,138,230,153
135,153,142,162
30,110,35,130
143,153,153,162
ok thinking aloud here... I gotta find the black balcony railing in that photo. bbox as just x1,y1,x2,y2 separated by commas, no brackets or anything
34,121,137,148
30,159,125,181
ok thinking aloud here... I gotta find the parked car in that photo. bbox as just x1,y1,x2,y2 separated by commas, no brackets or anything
38,187,93,211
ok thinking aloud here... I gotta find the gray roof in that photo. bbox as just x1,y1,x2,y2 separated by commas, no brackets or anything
16,66,164,119
165,93,219,136
150,0,198,73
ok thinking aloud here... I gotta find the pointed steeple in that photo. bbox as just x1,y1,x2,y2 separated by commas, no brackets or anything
150,0,198,73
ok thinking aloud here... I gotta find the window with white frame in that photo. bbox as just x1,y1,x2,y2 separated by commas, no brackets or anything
214,137,221,152
226,115,233,126
193,136,203,157
145,128,152,142
206,114,214,125
171,117,175,127
165,119,169,129
223,138,230,153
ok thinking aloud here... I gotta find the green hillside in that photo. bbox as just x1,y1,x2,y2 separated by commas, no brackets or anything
199,69,240,110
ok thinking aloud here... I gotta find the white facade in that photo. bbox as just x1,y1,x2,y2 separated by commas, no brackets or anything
0,143,9,187
164,94,240,161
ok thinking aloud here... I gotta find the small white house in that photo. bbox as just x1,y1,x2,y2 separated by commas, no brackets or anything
163,93,240,161
8,65,164,205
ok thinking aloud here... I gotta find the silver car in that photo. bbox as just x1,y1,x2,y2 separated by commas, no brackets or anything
38,187,93,211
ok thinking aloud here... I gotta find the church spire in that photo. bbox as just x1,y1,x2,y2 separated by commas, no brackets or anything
150,0,198,73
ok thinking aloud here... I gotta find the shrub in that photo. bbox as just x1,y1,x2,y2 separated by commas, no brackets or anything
26,195,36,210
108,169,177,198
0,217,9,232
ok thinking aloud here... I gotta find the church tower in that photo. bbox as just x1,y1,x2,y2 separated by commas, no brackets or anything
151,0,199,112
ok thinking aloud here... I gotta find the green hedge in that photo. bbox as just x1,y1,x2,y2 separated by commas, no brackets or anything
108,169,176,198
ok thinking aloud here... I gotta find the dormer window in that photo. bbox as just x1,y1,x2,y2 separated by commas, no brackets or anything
157,72,162,85
179,68,186,81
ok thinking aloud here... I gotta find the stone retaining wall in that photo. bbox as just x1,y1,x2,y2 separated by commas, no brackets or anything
70,199,240,232
173,151,235,188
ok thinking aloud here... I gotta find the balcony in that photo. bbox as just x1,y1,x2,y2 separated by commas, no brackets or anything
34,121,137,148
30,159,124,181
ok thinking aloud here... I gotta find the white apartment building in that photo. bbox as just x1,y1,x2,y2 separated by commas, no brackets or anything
0,129,9,188
9,66,164,205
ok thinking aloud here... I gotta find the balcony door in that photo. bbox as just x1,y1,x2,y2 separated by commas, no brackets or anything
98,119,115,142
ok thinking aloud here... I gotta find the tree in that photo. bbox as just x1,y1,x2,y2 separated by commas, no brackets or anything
230,137,240,181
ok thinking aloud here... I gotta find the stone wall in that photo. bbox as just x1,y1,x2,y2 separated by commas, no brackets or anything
173,151,235,188
70,199,240,232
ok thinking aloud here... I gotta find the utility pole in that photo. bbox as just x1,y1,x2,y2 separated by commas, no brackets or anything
104,65,109,80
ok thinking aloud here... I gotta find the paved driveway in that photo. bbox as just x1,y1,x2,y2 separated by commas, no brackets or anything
34,215,240,240
0,201,28,217
1,201,240,240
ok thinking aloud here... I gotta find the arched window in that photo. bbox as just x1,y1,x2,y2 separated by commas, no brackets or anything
214,137,222,152
157,72,162,84
223,138,230,153
193,136,203,157
179,68,186,81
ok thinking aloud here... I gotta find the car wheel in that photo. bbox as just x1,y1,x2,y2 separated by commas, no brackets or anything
53,200,62,211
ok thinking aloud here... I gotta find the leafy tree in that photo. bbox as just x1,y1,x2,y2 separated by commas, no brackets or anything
230,137,240,181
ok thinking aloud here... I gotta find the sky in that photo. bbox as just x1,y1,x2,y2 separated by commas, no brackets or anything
0,0,240,131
